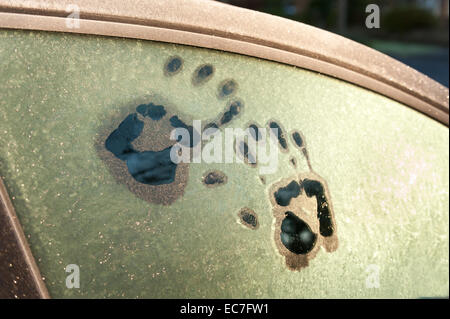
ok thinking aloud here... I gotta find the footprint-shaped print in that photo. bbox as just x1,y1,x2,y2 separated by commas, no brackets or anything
267,124,338,270
96,56,244,205
234,119,338,270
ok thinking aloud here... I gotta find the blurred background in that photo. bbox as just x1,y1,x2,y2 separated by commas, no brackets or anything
217,0,449,87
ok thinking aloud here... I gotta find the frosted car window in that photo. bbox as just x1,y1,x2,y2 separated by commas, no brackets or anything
0,30,448,298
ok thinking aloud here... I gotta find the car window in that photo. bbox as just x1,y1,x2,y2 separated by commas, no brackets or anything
0,29,448,298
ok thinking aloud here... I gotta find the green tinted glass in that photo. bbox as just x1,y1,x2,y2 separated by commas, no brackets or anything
0,29,448,298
